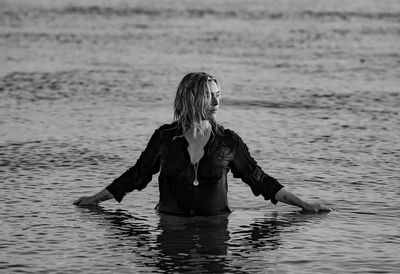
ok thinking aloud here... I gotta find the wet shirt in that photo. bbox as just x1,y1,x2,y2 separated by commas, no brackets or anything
106,122,284,216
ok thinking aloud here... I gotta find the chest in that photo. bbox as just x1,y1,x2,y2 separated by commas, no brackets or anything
184,131,211,164
161,136,232,178
186,141,206,164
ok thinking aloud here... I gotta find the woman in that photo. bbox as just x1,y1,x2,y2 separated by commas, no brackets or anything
74,72,330,215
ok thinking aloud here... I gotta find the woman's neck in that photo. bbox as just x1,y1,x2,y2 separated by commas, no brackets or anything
185,120,211,138
198,120,211,130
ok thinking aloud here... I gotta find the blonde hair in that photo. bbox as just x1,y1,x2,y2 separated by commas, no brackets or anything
173,72,220,136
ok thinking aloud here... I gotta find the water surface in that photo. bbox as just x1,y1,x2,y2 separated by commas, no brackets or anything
1,0,399,273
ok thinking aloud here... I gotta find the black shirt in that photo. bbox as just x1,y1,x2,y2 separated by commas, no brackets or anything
106,122,284,216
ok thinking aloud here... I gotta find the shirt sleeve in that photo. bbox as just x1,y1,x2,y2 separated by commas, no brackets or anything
228,131,284,204
106,128,162,203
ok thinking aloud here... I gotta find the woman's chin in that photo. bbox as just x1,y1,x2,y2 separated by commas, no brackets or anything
208,113,217,120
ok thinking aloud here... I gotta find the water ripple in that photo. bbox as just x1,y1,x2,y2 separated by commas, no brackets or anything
0,139,123,174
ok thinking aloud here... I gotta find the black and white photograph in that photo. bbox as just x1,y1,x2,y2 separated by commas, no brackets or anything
1,0,399,273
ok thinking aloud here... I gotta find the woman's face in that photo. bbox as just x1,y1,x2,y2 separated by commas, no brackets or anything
207,80,221,120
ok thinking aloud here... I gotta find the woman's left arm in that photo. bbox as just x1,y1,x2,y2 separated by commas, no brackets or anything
275,188,331,213
228,130,331,213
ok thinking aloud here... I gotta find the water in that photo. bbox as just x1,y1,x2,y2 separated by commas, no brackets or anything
1,0,399,273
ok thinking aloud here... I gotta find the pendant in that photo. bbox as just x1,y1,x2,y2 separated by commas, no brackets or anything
193,180,199,186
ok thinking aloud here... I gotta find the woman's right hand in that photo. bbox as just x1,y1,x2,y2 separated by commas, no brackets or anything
73,195,99,206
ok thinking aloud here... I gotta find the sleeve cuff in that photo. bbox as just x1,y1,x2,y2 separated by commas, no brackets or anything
105,185,125,203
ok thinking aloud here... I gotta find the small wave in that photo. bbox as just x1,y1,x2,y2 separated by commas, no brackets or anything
0,32,88,45
58,6,286,20
0,5,286,23
0,70,90,102
0,140,123,173
222,90,400,116
222,98,325,110
54,7,400,22
63,6,163,17
301,11,400,22
3,5,398,23
0,69,163,104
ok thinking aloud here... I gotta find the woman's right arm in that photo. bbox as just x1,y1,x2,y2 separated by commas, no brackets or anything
73,127,163,206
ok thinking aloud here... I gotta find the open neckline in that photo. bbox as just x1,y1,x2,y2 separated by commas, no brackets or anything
182,130,213,165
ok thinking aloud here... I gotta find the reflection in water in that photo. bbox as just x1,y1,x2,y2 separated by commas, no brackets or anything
231,211,322,254
156,214,230,273
77,206,312,273
231,213,284,252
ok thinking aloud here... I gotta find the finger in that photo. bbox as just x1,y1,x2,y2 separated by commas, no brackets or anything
316,205,332,212
319,207,332,212
302,207,318,213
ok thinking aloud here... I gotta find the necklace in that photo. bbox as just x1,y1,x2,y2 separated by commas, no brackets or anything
193,162,199,186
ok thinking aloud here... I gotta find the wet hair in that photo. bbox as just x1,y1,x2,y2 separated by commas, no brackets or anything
173,72,220,136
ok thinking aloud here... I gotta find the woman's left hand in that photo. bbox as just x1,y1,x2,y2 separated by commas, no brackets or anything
73,195,99,206
305,203,332,213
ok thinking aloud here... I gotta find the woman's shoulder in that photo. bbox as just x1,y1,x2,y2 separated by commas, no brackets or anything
217,125,242,147
216,124,238,138
156,121,182,139
157,121,179,131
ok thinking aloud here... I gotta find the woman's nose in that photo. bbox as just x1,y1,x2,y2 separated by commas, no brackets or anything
211,96,218,106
